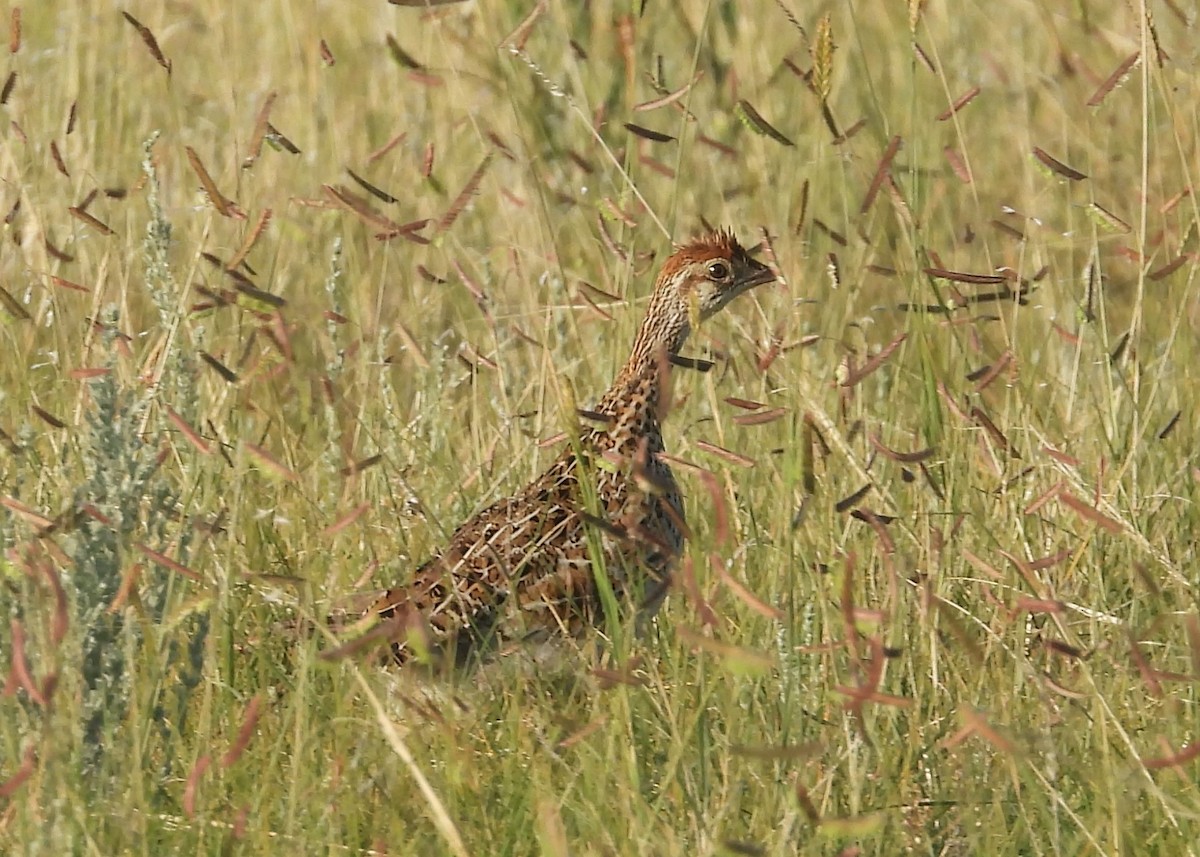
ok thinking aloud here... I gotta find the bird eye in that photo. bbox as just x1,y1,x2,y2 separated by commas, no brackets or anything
706,261,730,282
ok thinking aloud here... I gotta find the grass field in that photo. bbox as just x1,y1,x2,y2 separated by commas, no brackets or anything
2,1,1199,854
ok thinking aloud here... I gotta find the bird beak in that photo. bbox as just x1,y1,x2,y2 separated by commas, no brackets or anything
735,259,777,291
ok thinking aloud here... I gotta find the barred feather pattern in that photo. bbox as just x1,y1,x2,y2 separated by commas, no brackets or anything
371,229,774,665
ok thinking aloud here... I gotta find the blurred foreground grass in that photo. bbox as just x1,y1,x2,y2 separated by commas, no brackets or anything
2,1,1199,854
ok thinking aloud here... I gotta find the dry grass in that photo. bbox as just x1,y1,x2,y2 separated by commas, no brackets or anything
2,1,1199,854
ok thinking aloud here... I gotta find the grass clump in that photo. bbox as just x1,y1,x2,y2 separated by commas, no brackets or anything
2,2,1199,855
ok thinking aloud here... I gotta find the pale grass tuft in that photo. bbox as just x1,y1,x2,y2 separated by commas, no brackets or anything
2,2,1198,854
811,13,835,104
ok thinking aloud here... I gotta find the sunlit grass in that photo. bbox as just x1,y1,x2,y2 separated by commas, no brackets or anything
2,1,1199,854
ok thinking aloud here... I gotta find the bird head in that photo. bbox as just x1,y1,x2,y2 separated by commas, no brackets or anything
605,228,778,411
646,229,776,349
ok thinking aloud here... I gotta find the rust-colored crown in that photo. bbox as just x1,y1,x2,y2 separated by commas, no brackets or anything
657,228,754,282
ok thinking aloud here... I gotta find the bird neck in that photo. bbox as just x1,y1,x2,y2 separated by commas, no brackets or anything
596,296,689,417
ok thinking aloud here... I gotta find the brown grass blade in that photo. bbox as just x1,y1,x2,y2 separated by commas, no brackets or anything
624,122,675,143
323,184,402,232
8,619,46,706
323,502,370,538
732,407,788,427
970,406,1016,455
577,281,623,305
590,652,648,686
1041,639,1085,661
1160,187,1191,214
924,267,1006,285
717,564,784,621
1058,491,1122,534
183,755,211,818
44,235,74,262
1087,202,1131,234
558,717,609,747
936,85,980,120
135,543,203,582
109,562,143,612
243,441,299,482
676,627,774,672
693,440,755,468
1087,52,1139,107
833,118,867,144
962,549,1001,581
0,746,36,799
841,333,906,387
36,560,70,644
945,708,1016,754
451,260,495,326
729,741,821,763
868,434,934,463
375,218,430,243
368,129,408,162
735,100,794,147
234,280,285,309
199,352,238,384
32,405,65,429
1023,480,1064,515
1186,614,1200,680
794,783,821,824
318,614,405,662
347,168,399,204
67,206,114,235
164,406,212,455
667,355,710,374
1014,598,1065,613
677,557,719,629
912,41,935,72
835,484,871,513
318,38,335,66
698,472,729,546
971,350,1014,392
1041,444,1080,467
242,91,277,168
385,35,420,69
387,0,471,6
49,140,69,177
1143,741,1200,771
50,275,89,293
696,134,735,158
634,73,701,112
1032,147,1087,181
860,135,901,214
1129,638,1164,698
0,284,30,320
221,694,263,768
185,146,244,219
2,496,53,529
1028,550,1071,571
339,455,383,478
1149,256,1186,281
437,154,493,233
855,508,895,555
226,209,273,270
122,12,171,74
577,288,615,322
264,122,299,154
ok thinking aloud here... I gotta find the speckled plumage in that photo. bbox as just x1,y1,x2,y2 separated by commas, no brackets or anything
371,229,774,665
